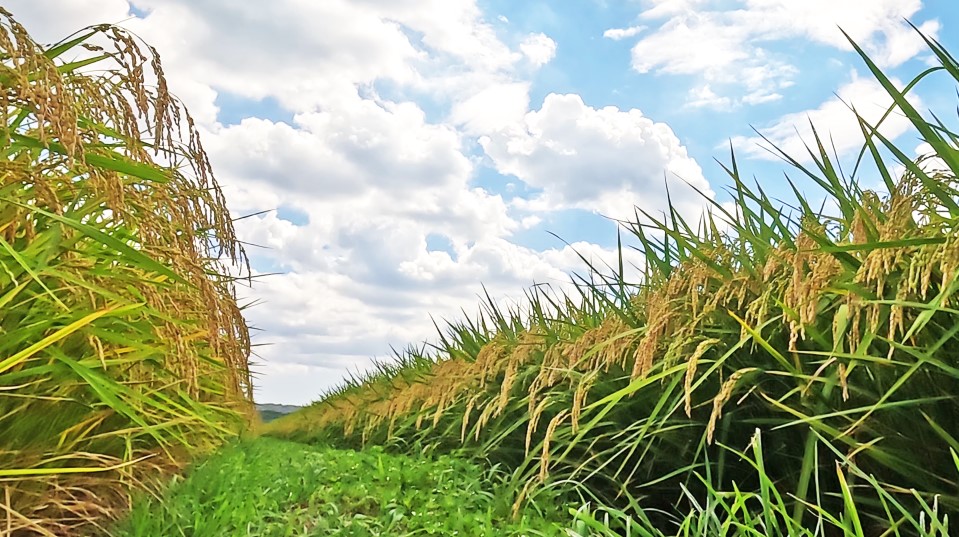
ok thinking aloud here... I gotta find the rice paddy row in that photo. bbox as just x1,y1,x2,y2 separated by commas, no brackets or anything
264,24,959,537
0,10,252,535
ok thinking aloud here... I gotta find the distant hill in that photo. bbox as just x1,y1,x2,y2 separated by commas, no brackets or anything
256,403,302,423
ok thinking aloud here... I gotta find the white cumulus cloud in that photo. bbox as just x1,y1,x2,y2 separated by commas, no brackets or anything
2,0,718,406
481,94,713,221
619,0,939,108
603,25,647,40
519,32,558,66
731,72,922,162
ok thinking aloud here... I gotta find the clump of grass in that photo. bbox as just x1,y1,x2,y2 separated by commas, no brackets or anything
0,10,252,535
114,437,569,536
266,23,959,535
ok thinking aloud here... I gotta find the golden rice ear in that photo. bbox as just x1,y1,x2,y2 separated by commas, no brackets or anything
684,338,721,417
526,396,552,456
706,367,759,444
539,408,569,482
570,369,598,434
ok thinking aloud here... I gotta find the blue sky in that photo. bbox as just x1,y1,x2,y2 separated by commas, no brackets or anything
10,0,959,404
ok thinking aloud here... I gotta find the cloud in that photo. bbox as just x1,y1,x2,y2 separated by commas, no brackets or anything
519,32,557,66
742,89,784,105
603,25,646,40
204,87,664,407
619,0,938,108
730,72,921,162
237,229,642,405
2,0,133,43
450,82,531,134
640,0,713,19
914,142,951,176
206,96,472,201
739,0,933,66
687,84,733,109
3,0,714,406
865,19,941,67
632,13,750,75
480,93,713,221
4,0,566,398
6,0,535,123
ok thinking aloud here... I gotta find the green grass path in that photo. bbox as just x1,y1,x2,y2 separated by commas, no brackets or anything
113,438,569,536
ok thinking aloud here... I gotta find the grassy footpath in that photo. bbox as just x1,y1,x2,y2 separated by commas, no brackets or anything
112,438,573,536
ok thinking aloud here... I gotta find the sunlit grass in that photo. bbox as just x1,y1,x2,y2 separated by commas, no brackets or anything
114,437,569,536
265,23,959,535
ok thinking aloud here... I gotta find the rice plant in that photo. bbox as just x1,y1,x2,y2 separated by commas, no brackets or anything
0,10,252,535
265,23,959,535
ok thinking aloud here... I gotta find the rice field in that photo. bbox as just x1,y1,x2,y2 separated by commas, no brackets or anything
5,5,959,537
264,24,959,537
0,10,253,535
